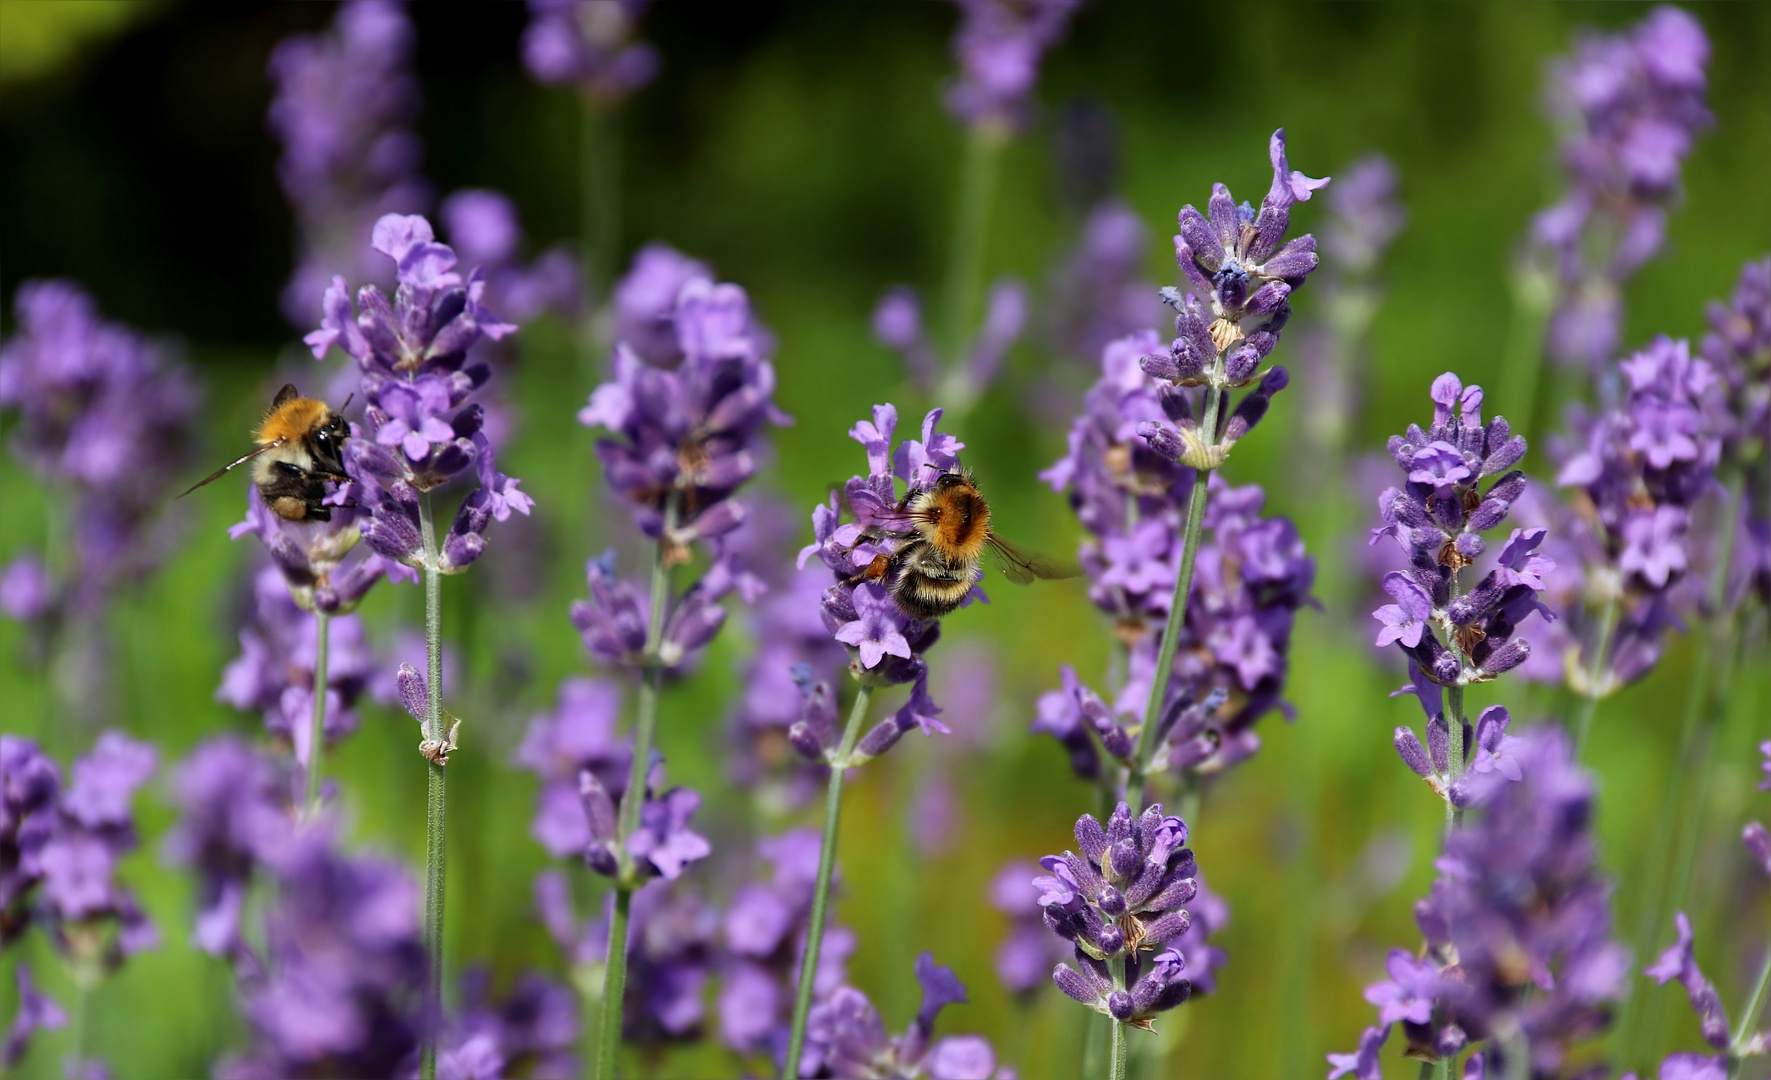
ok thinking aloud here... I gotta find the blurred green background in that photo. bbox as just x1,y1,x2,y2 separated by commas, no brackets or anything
2,2,1768,1077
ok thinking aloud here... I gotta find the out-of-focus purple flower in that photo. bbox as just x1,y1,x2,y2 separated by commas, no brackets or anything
718,830,858,1066
0,280,200,623
308,213,529,574
1322,156,1406,279
1645,912,1730,1050
577,767,711,885
522,0,657,104
1043,802,1198,1029
443,967,579,1080
217,563,376,766
803,953,1009,1080
214,830,425,1079
229,485,405,615
1326,1023,1388,1080
1370,373,1545,707
268,0,430,327
610,244,713,366
871,279,1028,407
2,963,66,1069
1330,729,1627,1073
1138,129,1325,460
1698,257,1771,611
513,676,631,859
441,188,582,325
943,0,1080,134
1046,200,1164,368
989,860,1071,997
0,733,158,972
1533,6,1712,372
163,736,294,963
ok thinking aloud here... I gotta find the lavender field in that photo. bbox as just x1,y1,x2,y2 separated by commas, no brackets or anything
1,3,1768,1078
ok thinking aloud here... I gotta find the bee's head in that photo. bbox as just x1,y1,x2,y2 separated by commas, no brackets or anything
309,409,351,477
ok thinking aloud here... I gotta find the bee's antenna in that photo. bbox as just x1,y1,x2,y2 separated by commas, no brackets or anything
339,392,355,411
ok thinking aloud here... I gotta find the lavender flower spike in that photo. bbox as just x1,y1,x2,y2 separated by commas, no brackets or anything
1042,802,1199,1030
804,953,1010,1079
522,1,657,104
943,0,1080,135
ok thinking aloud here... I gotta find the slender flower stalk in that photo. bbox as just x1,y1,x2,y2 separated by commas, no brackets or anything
783,684,873,1079
306,611,330,813
417,492,447,1080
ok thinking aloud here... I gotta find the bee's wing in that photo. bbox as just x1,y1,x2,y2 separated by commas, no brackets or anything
177,442,280,499
986,532,1083,584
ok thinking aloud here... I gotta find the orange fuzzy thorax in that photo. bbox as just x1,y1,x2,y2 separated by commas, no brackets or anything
922,486,990,561
255,398,330,445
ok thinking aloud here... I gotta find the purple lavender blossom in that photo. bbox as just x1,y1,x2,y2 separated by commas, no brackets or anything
943,0,1080,134
1370,373,1545,697
1328,729,1628,1074
3,964,66,1070
1534,6,1712,372
1041,802,1198,1029
307,213,531,572
802,953,1008,1079
0,280,200,623
217,563,377,767
230,486,407,615
576,764,711,884
989,860,1071,997
522,0,657,104
1645,912,1730,1050
794,404,974,764
162,736,294,962
0,734,158,970
1135,129,1325,472
268,0,430,327
718,830,857,1066
871,279,1029,404
443,968,579,1080
1518,336,1721,695
214,830,426,1079
610,244,712,365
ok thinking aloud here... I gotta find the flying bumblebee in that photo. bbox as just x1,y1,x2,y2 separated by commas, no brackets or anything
846,468,1081,619
179,383,351,522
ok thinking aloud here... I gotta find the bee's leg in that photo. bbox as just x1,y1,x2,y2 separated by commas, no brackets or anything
840,552,895,588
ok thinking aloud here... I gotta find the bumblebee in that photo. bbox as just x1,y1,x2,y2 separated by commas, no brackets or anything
848,469,1080,619
180,383,351,522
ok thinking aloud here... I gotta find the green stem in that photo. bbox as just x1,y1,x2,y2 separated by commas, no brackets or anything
596,887,634,1080
1446,683,1467,831
1107,984,1128,1080
1129,386,1224,808
1573,596,1620,760
599,496,677,1080
1429,1058,1448,1080
68,984,89,1076
938,126,1006,414
418,493,448,1080
580,98,620,310
1734,947,1771,1056
782,684,874,1079
306,610,330,814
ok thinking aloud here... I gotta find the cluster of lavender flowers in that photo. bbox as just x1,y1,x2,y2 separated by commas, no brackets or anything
0,280,199,629
944,0,1080,134
521,0,657,104
1,734,158,1074
574,250,785,668
1370,374,1543,697
795,406,970,762
307,213,532,582
441,189,583,328
1330,730,1627,1077
1700,257,1771,611
268,0,428,328
217,563,378,768
1035,802,1201,1029
1522,337,1719,697
1531,6,1711,373
1038,331,1315,781
1043,200,1162,370
801,953,1010,1079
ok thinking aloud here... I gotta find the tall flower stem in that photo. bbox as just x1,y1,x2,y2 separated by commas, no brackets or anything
306,611,330,815
596,496,677,1080
1735,947,1771,1060
1621,482,1743,1064
937,126,1006,413
1446,683,1467,831
418,493,448,1080
782,683,874,1080
580,99,620,316
1129,385,1225,807
1106,957,1129,1080
1572,596,1619,760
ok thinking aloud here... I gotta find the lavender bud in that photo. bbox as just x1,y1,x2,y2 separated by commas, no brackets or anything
1140,351,1184,384
1478,637,1530,676
1054,965,1097,1004
1157,384,1193,425
853,718,905,762
1141,909,1192,945
1223,343,1262,384
1106,990,1135,1021
584,843,619,877
1095,923,1125,956
1395,727,1433,778
1222,365,1289,442
395,663,429,723
1427,715,1451,774
1097,886,1127,917
787,722,827,762
1107,839,1141,881
1482,470,1526,506
1467,498,1510,533
1455,533,1486,560
1136,421,1187,463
